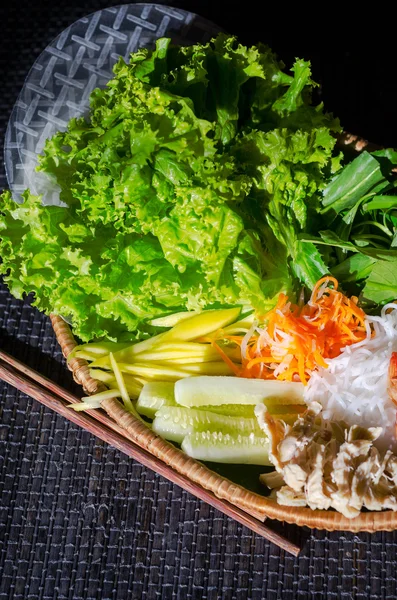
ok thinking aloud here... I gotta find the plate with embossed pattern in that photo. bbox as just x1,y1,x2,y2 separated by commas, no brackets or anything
4,3,221,204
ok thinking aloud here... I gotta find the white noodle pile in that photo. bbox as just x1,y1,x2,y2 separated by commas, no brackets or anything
304,303,397,449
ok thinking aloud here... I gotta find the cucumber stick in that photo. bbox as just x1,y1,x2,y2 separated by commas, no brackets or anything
152,406,262,444
136,380,305,420
181,431,271,465
200,404,256,418
136,382,176,418
175,376,305,407
198,403,304,418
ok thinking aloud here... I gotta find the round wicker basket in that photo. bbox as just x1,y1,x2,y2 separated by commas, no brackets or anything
50,129,397,533
50,308,397,533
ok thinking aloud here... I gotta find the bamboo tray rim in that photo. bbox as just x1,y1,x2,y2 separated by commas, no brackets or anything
51,301,397,533
0,348,302,554
50,130,397,534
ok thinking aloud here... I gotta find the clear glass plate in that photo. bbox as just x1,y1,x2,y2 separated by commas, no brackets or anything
4,3,220,205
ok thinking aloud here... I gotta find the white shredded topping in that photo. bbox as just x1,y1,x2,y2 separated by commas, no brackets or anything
304,303,397,450
273,353,293,378
241,321,258,362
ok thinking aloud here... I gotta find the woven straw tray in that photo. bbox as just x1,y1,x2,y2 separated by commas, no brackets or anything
49,132,397,534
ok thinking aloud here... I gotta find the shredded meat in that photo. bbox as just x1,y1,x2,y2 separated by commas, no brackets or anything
278,403,321,463
277,487,307,507
305,443,332,511
385,454,397,487
259,471,284,489
255,404,288,470
257,403,397,518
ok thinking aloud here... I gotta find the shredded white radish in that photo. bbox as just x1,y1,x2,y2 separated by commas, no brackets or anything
241,321,257,361
273,353,293,378
304,304,397,449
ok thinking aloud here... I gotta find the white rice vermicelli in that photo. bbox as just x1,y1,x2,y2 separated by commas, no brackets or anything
304,304,397,449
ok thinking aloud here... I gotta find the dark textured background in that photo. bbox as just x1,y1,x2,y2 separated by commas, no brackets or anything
1,3,397,599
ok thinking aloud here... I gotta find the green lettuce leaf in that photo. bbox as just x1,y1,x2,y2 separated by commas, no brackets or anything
0,34,346,341
362,258,397,305
321,151,389,215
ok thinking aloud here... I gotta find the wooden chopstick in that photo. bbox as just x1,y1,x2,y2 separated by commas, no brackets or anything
0,349,137,440
1,348,266,521
0,350,300,556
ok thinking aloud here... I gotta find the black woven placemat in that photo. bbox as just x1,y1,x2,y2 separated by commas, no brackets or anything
1,2,397,599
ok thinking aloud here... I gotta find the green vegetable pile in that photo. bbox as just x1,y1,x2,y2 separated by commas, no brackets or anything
303,149,397,305
1,34,396,341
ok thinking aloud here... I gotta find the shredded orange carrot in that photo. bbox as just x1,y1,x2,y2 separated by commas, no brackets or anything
232,276,369,385
211,341,241,376
246,356,284,369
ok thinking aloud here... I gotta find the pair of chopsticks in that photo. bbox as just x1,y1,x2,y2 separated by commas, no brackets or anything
0,349,300,556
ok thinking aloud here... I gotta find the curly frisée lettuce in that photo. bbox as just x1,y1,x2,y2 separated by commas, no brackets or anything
0,34,341,341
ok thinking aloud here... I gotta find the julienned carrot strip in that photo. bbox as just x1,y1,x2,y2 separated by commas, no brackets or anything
340,323,361,341
297,352,307,385
311,276,338,302
246,356,283,369
313,350,328,369
236,277,368,385
211,341,241,376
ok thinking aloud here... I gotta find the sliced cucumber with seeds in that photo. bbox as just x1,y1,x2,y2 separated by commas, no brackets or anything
181,431,271,465
136,381,176,418
199,404,256,418
152,406,262,444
